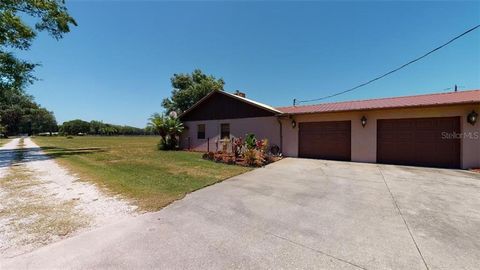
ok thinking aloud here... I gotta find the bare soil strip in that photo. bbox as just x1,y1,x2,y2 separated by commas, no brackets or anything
0,138,137,258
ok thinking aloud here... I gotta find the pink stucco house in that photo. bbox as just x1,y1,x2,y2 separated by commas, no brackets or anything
179,89,480,169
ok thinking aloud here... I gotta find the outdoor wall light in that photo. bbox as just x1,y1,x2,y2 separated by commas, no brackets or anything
467,110,478,126
361,116,367,128
291,119,297,128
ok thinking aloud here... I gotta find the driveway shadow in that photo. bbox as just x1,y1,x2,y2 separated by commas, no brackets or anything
0,147,106,168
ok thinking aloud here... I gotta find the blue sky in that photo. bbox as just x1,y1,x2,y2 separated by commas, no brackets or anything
19,1,480,127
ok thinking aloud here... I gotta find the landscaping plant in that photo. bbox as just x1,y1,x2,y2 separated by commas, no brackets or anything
243,149,257,166
201,133,280,167
220,138,230,152
245,133,257,150
148,113,184,150
256,138,269,153
233,137,244,157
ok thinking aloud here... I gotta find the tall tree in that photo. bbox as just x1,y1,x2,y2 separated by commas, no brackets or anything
0,52,36,91
162,69,225,114
0,0,76,135
1,0,77,90
0,88,36,134
60,119,90,135
20,107,57,135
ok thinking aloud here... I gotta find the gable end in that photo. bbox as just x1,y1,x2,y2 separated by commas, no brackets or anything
180,92,277,121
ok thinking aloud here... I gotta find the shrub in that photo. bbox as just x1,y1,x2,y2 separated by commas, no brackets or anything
223,155,235,165
243,149,257,166
202,133,280,167
157,137,167,150
214,154,223,163
233,137,244,157
254,150,266,167
264,154,275,164
157,136,180,150
245,133,256,150
256,138,269,153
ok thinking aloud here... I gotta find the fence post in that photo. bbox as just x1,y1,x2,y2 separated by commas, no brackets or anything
207,137,210,152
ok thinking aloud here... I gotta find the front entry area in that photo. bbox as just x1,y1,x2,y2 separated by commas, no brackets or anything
377,117,461,168
298,121,351,161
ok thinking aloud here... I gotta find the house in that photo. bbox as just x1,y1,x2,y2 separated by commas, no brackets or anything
179,89,480,169
179,90,283,153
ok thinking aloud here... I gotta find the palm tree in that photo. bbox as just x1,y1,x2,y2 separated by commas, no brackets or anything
148,113,184,150
164,116,184,148
148,113,167,137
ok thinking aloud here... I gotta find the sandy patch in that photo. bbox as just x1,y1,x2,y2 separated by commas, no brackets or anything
0,138,137,258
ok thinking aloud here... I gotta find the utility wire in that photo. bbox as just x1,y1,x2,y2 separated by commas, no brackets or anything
295,24,480,105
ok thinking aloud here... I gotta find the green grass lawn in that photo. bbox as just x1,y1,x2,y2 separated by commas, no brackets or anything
33,136,251,211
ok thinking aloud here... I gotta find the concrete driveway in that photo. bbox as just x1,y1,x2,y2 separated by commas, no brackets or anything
2,158,480,269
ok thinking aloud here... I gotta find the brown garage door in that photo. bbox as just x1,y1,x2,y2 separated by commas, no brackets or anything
299,121,351,161
377,117,460,168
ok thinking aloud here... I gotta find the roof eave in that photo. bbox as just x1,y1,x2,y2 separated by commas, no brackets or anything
278,101,480,116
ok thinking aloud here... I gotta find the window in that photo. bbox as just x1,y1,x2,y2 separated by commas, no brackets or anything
220,123,230,139
197,124,205,139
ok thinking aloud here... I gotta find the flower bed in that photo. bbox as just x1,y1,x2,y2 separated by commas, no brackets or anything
202,151,282,167
201,133,282,167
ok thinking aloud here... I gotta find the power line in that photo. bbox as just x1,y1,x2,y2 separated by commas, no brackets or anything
295,24,480,105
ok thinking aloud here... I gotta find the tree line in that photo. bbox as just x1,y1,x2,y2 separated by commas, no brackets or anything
59,119,153,136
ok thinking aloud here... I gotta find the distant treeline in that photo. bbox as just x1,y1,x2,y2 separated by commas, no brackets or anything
59,119,154,136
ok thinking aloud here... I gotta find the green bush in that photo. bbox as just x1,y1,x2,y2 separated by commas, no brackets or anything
245,133,257,150
157,137,167,150
157,136,179,150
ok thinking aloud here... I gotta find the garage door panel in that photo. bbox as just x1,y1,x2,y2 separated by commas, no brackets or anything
299,121,351,161
377,117,460,168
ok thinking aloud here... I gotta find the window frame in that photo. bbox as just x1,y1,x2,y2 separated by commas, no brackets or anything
197,124,206,139
220,123,230,139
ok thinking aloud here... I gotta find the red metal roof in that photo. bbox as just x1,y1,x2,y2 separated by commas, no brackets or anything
277,90,480,115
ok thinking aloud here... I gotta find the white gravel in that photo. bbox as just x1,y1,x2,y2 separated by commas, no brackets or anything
21,137,137,224
0,137,137,258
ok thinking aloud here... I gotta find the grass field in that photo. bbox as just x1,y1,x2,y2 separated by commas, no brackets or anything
33,136,251,211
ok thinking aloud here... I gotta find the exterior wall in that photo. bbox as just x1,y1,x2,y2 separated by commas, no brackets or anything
181,91,275,121
180,116,281,153
281,104,480,169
